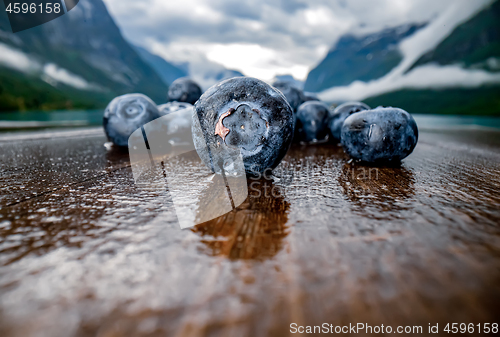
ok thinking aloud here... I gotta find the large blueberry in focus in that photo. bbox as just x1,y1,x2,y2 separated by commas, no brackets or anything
168,77,202,105
272,81,304,113
341,107,418,164
193,77,294,174
158,101,193,116
296,101,330,142
103,93,161,147
329,102,370,141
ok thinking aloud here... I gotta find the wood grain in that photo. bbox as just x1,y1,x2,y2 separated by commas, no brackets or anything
0,127,499,336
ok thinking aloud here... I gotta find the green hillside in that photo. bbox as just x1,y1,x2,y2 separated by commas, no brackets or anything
364,86,500,116
0,0,169,112
0,67,112,112
304,24,425,92
409,1,500,71
365,1,500,116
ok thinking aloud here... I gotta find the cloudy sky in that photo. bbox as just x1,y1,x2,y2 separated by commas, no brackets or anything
102,0,478,82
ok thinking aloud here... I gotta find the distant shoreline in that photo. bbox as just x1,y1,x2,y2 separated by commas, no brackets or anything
1,114,500,133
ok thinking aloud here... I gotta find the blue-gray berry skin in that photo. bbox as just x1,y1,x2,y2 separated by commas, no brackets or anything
157,101,193,144
168,77,202,105
193,77,294,174
272,81,304,113
296,101,330,142
103,94,161,147
158,101,193,115
329,102,370,141
341,107,418,164
302,92,320,102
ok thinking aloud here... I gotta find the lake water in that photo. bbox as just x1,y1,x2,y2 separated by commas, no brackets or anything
0,110,499,131
0,110,103,129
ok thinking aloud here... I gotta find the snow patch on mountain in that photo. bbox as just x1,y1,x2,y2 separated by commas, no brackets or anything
391,0,493,79
318,64,500,102
0,43,41,73
0,43,103,91
42,64,102,91
318,0,495,102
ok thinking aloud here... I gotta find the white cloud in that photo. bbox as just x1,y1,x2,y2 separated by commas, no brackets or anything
205,43,309,80
3,0,494,94
304,7,333,26
317,0,497,102
42,63,102,91
318,65,500,102
388,0,493,79
0,43,41,73
102,0,479,81
0,44,103,91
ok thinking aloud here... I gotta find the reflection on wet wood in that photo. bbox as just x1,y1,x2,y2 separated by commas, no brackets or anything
0,127,500,336
339,162,416,212
193,179,289,260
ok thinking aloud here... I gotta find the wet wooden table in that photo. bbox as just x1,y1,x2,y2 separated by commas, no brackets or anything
0,126,500,336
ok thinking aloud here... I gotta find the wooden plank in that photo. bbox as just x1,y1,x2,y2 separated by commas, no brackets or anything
0,128,130,207
0,127,499,336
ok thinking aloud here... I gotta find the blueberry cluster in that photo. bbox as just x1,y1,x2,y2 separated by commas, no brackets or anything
103,76,418,172
329,102,370,141
281,87,418,164
103,79,200,148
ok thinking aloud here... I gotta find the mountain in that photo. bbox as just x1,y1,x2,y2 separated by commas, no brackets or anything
364,87,500,116
409,0,500,72
0,0,169,112
365,1,500,115
304,23,426,92
134,45,187,86
310,1,500,115
134,46,245,91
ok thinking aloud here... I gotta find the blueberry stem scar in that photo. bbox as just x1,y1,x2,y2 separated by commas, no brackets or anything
215,108,235,141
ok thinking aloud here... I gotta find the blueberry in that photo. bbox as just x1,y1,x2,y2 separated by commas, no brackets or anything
158,101,193,116
296,101,330,142
156,101,193,145
168,77,202,105
329,102,370,141
103,93,161,147
302,92,320,102
341,107,418,163
272,81,304,113
193,77,294,174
